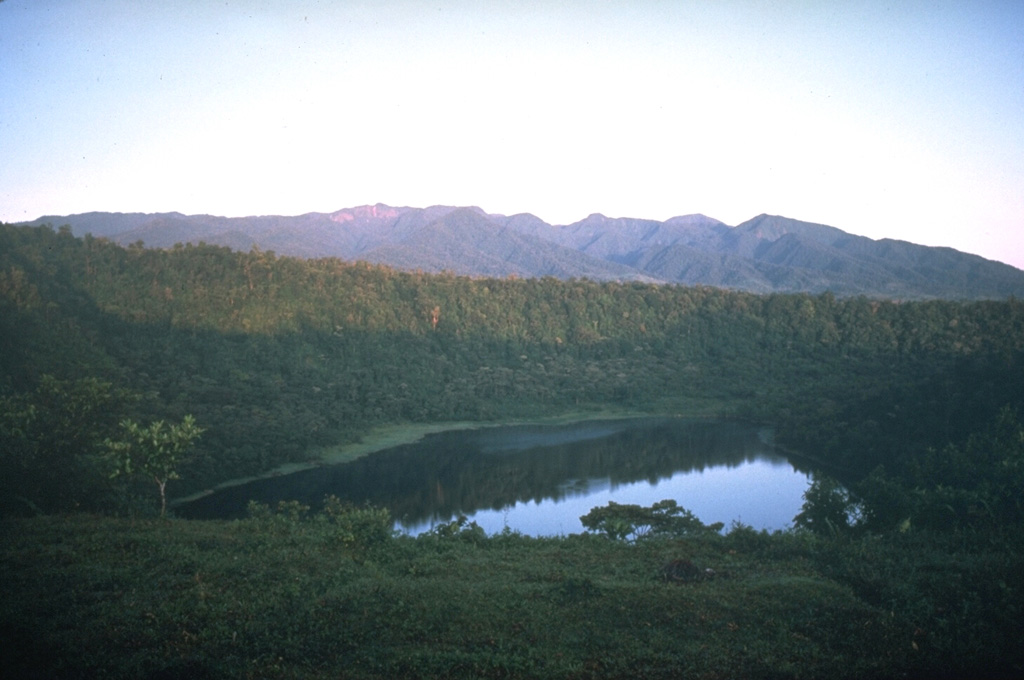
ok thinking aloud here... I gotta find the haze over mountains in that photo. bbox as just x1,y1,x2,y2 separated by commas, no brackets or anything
19,205,1024,299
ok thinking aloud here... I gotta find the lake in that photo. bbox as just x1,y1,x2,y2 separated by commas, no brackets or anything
177,417,815,535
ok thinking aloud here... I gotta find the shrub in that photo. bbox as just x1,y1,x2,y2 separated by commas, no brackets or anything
423,515,488,546
580,499,722,542
794,476,862,536
319,495,393,552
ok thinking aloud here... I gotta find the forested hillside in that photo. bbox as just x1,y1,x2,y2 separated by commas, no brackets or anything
3,222,1024,517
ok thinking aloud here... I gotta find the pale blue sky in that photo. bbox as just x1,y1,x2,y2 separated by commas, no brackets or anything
2,0,1022,267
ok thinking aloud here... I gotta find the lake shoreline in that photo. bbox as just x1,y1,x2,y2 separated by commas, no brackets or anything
172,407,720,508
174,413,808,532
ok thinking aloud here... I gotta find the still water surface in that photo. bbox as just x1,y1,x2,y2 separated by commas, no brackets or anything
178,418,814,535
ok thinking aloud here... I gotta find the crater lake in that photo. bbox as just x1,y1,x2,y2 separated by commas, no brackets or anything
176,417,817,535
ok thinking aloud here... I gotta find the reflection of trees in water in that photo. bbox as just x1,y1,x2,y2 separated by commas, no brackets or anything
179,419,790,523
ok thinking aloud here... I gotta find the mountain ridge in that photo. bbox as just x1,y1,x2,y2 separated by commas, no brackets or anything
16,205,1024,300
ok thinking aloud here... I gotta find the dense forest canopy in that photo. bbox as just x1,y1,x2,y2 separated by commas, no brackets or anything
2,222,1023,521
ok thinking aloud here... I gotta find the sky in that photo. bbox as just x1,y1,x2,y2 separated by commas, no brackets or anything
2,0,1022,268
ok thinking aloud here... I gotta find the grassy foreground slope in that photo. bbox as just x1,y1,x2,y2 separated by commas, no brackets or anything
3,513,1022,680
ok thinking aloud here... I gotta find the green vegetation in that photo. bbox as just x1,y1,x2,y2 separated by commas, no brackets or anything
580,499,724,541
0,374,137,515
2,508,1021,679
105,415,204,516
2,222,1024,677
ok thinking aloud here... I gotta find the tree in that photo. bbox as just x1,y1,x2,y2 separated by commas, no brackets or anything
0,375,135,515
794,476,860,536
580,499,721,541
106,415,204,516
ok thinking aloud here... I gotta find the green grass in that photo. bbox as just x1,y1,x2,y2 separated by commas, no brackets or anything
2,515,1022,679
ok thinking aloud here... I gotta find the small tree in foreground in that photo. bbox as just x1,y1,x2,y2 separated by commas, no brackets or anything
105,415,204,516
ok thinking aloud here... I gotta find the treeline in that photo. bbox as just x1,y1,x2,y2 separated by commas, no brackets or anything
2,223,1024,514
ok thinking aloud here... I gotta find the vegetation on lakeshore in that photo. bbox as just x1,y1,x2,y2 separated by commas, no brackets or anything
3,507,1023,680
2,222,1024,677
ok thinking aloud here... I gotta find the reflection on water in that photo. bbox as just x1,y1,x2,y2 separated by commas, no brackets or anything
177,418,813,535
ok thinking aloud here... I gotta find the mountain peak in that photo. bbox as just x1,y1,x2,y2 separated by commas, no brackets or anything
665,214,726,227
329,203,402,223
734,214,848,241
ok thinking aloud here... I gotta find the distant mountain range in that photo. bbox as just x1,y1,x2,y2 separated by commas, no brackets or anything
18,204,1024,299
